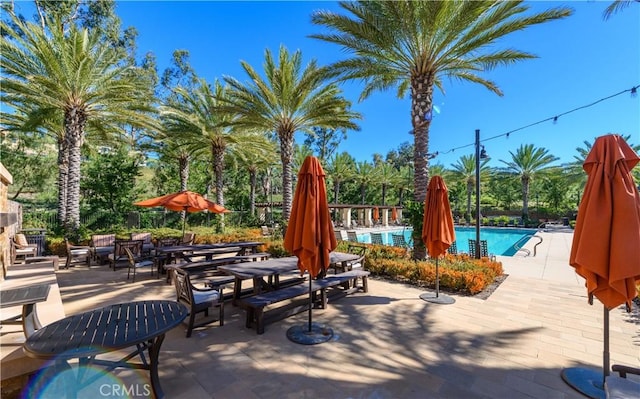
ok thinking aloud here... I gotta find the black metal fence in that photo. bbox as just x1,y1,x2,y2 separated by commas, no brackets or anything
22,208,251,232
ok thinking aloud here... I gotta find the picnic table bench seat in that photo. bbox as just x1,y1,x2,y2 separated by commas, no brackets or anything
238,269,370,334
164,257,242,283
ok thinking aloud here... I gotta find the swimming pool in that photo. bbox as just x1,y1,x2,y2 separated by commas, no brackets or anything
357,227,538,256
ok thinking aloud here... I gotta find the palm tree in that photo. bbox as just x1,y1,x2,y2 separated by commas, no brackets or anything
373,162,399,206
325,152,355,204
232,136,278,217
310,1,572,201
162,79,232,206
499,144,559,219
353,161,376,204
220,45,361,221
450,154,490,223
603,0,639,19
1,16,156,237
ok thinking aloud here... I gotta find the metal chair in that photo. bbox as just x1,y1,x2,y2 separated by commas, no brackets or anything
109,240,143,270
172,267,224,338
370,232,384,245
124,247,155,282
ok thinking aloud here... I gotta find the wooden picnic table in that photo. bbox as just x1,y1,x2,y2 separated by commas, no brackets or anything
217,252,361,305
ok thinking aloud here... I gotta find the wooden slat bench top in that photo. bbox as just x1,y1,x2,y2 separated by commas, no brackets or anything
238,269,370,334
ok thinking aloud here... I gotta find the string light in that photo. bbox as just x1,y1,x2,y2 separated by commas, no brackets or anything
432,84,639,157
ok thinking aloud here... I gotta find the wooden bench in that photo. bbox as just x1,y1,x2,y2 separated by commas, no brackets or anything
238,270,370,334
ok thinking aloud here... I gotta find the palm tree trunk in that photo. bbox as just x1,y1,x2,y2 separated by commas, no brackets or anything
381,184,387,206
57,136,68,228
64,108,86,240
522,176,530,218
278,129,294,223
466,180,473,223
213,144,225,230
179,154,189,191
249,168,257,216
411,73,435,201
360,185,366,204
410,73,435,261
334,181,340,204
179,154,189,225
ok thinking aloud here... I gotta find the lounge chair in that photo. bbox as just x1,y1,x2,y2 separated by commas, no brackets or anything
391,234,409,248
346,231,359,243
90,234,115,264
173,267,224,337
370,232,384,245
11,234,37,263
468,239,495,260
447,241,458,255
334,230,345,242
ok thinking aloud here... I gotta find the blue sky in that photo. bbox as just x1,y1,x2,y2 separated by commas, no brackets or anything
16,1,640,168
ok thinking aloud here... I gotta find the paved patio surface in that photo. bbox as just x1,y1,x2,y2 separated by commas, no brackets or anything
24,230,640,398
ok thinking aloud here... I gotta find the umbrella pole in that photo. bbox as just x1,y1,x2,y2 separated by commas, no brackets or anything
435,257,440,297
308,274,313,332
603,306,610,384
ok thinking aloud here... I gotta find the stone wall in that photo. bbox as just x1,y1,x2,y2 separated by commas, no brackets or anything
0,162,13,280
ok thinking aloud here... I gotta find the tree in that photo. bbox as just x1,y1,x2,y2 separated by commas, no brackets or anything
303,127,347,164
373,162,399,206
450,154,489,223
220,45,361,222
81,146,140,227
311,1,571,257
499,144,559,219
1,13,156,238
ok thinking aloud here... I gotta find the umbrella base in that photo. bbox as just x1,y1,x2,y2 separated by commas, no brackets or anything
287,323,334,345
419,292,455,304
561,367,605,399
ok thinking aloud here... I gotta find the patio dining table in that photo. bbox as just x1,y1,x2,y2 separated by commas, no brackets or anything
23,300,187,399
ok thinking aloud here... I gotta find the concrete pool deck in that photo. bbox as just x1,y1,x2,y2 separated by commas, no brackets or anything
9,229,640,398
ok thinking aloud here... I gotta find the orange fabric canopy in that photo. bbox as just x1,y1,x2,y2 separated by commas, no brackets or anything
421,176,456,258
284,156,337,278
134,190,229,213
569,134,640,310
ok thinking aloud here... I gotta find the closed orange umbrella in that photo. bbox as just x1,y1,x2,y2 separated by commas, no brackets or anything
562,134,640,397
372,207,379,222
420,176,456,304
391,207,398,222
134,190,229,235
284,156,337,344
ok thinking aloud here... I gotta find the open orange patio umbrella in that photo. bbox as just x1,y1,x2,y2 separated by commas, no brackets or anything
134,190,229,235
562,134,640,398
284,156,337,344
420,176,456,304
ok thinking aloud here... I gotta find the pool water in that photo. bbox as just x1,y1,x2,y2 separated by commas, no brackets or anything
357,227,537,256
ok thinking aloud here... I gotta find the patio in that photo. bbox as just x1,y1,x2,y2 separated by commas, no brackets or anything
11,230,640,398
